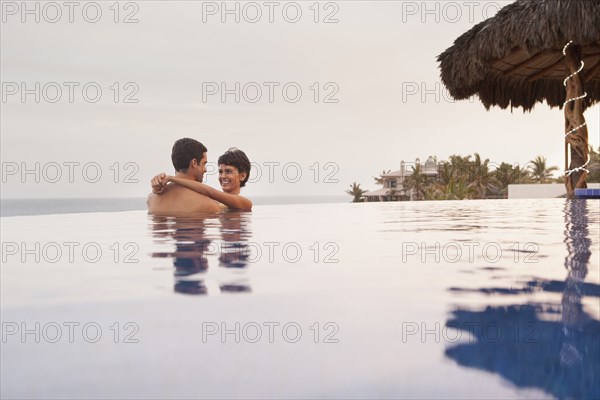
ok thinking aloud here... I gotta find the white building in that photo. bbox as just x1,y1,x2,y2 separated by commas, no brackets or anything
363,156,439,202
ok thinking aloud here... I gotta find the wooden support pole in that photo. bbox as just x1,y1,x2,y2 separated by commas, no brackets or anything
563,43,589,198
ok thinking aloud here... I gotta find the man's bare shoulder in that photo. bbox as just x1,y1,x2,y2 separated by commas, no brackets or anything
147,184,220,214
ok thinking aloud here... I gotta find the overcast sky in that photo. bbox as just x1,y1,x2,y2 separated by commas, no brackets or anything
1,0,599,199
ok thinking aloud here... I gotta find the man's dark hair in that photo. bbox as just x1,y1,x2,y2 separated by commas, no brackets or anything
171,138,207,172
218,148,251,187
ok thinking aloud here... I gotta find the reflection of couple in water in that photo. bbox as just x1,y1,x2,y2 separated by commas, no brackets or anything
150,211,252,296
147,138,252,214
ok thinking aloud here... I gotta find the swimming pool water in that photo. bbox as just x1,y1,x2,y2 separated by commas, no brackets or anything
1,199,598,399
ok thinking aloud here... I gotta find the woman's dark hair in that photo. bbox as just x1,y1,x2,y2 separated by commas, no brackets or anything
171,138,207,172
218,147,251,187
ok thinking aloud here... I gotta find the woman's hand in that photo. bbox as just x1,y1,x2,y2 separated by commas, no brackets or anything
151,173,169,194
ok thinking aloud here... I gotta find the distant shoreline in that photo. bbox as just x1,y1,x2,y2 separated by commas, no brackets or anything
0,196,349,217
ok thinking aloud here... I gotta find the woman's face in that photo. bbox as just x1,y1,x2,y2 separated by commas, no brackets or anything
218,164,246,194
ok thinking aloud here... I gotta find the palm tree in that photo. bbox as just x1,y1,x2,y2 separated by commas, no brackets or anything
495,163,532,198
443,154,475,190
495,163,513,188
430,177,473,200
467,153,498,199
437,162,457,186
528,156,559,183
346,182,367,203
373,170,391,186
403,164,429,200
448,154,473,179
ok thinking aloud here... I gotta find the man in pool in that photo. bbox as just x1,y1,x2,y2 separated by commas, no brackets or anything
151,147,253,211
147,138,221,214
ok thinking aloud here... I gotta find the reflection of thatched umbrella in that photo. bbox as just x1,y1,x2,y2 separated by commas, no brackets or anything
438,0,600,197
445,305,600,399
445,193,599,398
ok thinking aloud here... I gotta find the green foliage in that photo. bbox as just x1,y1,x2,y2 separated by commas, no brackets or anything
362,153,570,201
494,162,531,198
346,182,367,203
373,170,391,186
528,155,559,183
588,146,600,183
403,164,430,200
360,152,587,201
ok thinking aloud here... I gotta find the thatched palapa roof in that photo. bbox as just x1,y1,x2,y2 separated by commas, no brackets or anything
438,0,600,111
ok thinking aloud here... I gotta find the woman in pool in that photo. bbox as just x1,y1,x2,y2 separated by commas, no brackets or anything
151,147,252,211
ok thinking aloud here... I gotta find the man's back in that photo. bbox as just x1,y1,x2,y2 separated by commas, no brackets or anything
148,184,220,215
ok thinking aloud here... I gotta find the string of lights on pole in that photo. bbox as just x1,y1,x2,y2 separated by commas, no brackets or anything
561,40,590,177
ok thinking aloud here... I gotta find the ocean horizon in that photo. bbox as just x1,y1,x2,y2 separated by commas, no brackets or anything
0,195,350,217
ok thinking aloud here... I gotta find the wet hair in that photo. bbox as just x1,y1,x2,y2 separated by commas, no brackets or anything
171,138,207,172
218,147,251,187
